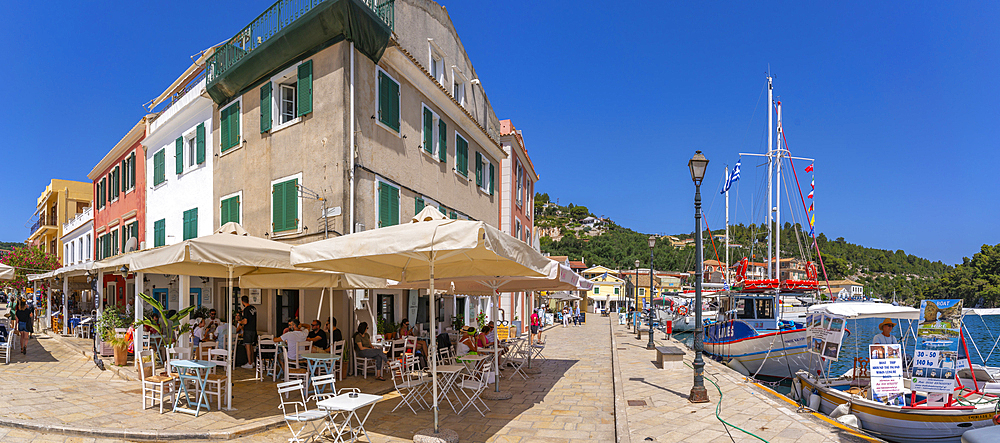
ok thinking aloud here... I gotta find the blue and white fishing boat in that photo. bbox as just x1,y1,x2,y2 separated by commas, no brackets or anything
704,292,810,378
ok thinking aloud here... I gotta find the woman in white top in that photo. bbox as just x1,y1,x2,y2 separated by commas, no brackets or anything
192,318,206,346
456,326,478,357
872,318,898,345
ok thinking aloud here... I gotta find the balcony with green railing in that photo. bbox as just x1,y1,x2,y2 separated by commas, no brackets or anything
207,0,394,103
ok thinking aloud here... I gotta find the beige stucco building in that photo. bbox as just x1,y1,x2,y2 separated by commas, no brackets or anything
203,0,506,335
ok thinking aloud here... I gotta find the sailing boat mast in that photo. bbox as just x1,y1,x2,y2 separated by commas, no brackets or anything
775,100,783,282
766,75,774,279
725,165,730,286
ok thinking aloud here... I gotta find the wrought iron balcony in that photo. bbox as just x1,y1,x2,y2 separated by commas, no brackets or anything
206,0,394,103
29,214,57,236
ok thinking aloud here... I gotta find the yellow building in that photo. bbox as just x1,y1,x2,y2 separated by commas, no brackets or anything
27,179,93,260
581,265,626,313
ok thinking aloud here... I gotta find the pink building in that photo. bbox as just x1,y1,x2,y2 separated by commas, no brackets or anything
497,119,539,328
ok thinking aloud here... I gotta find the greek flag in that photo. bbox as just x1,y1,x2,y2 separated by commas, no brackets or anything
721,161,740,194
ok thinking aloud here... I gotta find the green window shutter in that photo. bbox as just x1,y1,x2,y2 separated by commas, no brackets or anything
378,71,400,131
183,208,198,240
175,137,184,174
272,182,284,232
297,60,313,116
221,196,240,225
131,222,138,244
475,151,483,187
438,120,447,162
120,162,126,193
260,83,272,133
154,219,164,247
456,137,466,176
129,153,136,189
196,123,206,164
449,211,457,220
220,199,229,225
489,162,495,195
595,287,600,294
378,182,399,227
154,150,165,185
112,231,118,256
422,108,433,153
284,179,298,232
220,106,231,150
415,197,425,214
230,102,241,150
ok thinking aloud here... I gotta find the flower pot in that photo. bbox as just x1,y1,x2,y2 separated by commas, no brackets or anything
113,345,128,366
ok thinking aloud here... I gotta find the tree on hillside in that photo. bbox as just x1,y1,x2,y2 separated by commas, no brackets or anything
923,243,1000,308
570,205,590,220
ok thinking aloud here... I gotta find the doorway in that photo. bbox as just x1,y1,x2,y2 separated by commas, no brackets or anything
189,288,202,309
152,288,169,310
276,289,300,333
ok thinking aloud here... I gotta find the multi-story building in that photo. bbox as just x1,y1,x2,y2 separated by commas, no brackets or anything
496,119,539,329
26,179,93,260
88,119,146,309
61,205,93,267
581,266,624,313
142,55,219,312
205,0,505,335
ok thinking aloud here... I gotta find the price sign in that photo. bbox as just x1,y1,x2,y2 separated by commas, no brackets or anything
914,350,939,368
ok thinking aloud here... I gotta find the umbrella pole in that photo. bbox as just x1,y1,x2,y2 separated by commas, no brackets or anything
494,289,500,392
430,257,439,433
328,287,333,360
226,266,233,410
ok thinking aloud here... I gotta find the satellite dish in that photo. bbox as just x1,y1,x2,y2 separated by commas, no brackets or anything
124,237,138,253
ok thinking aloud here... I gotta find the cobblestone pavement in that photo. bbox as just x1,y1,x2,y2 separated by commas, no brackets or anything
0,307,614,443
613,322,879,443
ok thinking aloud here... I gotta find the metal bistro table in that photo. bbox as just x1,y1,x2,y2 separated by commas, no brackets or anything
431,364,466,412
171,359,215,416
302,352,341,396
317,392,382,443
456,353,490,374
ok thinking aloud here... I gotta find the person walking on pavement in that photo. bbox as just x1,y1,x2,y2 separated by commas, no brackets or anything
562,306,570,327
14,299,32,354
530,310,540,341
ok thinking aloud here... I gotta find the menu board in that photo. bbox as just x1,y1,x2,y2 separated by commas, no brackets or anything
869,344,905,405
912,299,962,393
806,312,847,361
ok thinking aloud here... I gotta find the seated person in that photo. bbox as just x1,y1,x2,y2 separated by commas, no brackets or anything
873,318,898,345
305,320,329,352
397,318,428,357
274,319,310,360
192,318,206,346
353,321,388,381
456,326,478,357
329,317,343,346
476,325,492,349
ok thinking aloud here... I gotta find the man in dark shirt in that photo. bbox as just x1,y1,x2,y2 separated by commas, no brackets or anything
239,295,258,369
306,320,329,351
330,317,343,344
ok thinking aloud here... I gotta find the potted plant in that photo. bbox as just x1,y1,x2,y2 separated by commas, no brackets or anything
476,311,487,331
136,292,195,349
97,305,129,359
451,315,465,331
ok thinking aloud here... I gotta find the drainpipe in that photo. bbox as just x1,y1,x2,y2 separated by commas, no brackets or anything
349,42,356,235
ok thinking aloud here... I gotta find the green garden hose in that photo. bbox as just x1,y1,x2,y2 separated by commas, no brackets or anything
685,361,770,442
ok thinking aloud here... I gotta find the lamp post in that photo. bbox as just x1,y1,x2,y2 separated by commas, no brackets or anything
688,150,710,403
634,259,641,339
646,236,656,350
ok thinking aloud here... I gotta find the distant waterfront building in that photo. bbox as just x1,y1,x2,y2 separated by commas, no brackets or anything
61,205,93,267
496,119,538,329
26,179,93,261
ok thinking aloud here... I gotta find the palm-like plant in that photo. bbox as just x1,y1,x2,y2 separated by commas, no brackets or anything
136,292,195,348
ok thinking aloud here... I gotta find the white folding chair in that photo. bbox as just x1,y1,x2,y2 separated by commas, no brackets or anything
353,342,377,379
506,339,529,380
0,329,13,364
136,349,176,414
277,379,328,442
330,340,345,380
283,347,309,396
197,341,217,360
389,359,428,414
308,373,338,403
456,361,492,416
293,341,312,368
204,349,230,410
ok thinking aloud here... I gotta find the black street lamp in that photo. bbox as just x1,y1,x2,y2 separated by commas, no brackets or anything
688,150,710,403
646,235,656,350
634,259,641,339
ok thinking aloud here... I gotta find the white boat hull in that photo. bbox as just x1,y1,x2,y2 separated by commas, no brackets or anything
669,311,718,332
704,326,811,379
798,375,998,443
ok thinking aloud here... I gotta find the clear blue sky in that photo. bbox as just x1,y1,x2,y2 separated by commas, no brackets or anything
1,1,996,265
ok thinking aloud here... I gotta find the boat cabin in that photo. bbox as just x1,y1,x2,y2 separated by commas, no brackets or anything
719,294,779,331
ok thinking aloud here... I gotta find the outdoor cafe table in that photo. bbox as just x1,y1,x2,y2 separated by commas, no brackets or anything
456,353,490,374
302,352,340,395
170,359,215,416
317,392,382,443
430,364,466,412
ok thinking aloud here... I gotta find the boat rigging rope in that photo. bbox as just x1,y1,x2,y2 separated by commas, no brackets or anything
684,361,770,442
962,323,987,365
970,312,1000,362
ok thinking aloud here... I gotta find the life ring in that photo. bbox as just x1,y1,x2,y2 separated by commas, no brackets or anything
993,413,1000,426
677,306,689,316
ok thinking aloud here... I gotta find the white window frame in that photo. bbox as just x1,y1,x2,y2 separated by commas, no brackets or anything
451,67,467,107
219,98,243,157
220,190,244,226
420,104,444,161
268,63,302,133
108,168,118,203
270,173,303,238
428,40,446,85
515,219,521,240
375,176,401,227
454,132,470,181
374,67,402,137
515,161,524,208
478,154,492,194
180,126,201,174
123,153,135,196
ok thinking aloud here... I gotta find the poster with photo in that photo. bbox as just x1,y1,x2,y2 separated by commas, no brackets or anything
806,312,846,360
870,344,905,405
912,299,963,393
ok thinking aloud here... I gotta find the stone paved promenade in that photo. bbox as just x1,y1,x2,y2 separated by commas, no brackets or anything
612,320,880,443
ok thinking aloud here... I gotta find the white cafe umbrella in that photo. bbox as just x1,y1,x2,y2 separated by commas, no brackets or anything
291,206,550,434
115,222,341,410
0,263,15,281
393,260,594,388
